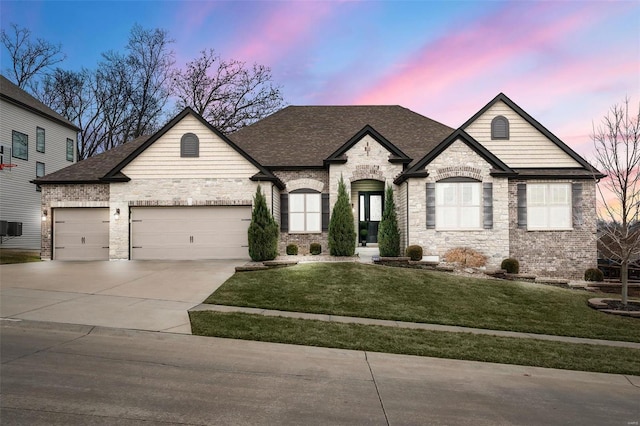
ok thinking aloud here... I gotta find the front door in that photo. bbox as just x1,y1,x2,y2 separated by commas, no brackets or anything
359,192,383,244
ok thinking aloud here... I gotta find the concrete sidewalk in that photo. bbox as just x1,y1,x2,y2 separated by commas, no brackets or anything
190,304,640,349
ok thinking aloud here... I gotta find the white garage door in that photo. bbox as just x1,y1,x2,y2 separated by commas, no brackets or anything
130,206,251,260
53,208,110,260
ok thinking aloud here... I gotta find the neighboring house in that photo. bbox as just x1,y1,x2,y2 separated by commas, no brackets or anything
35,93,603,278
0,75,79,250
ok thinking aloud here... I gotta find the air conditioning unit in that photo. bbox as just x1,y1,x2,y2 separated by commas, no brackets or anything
0,220,7,236
7,222,22,237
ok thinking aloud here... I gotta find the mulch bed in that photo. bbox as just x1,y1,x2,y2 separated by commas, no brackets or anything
600,299,640,312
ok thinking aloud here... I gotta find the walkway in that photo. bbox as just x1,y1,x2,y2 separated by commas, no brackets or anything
189,304,640,350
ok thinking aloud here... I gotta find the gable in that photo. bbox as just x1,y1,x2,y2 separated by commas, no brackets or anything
121,114,260,179
463,100,581,168
325,125,410,165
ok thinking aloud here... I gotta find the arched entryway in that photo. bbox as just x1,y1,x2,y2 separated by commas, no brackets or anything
351,179,385,245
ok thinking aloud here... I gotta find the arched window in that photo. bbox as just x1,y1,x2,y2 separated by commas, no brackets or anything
180,133,199,157
491,116,509,140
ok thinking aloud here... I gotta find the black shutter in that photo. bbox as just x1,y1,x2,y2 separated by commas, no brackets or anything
426,183,436,229
572,183,583,227
321,193,330,232
280,193,288,232
517,183,527,229
483,183,493,229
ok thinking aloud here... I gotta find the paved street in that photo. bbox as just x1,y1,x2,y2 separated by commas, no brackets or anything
2,320,639,425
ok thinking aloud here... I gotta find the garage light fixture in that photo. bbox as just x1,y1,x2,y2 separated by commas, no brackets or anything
114,208,120,220
41,210,47,221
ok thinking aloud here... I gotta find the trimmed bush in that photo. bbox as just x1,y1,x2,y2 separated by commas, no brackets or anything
286,244,298,255
248,185,279,261
584,268,604,282
405,245,423,261
310,243,322,255
501,258,520,274
445,247,487,267
328,176,356,256
378,185,401,257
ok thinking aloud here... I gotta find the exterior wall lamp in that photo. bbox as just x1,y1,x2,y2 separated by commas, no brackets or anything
41,210,47,221
114,208,120,220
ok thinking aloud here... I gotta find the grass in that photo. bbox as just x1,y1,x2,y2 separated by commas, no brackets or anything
0,249,41,264
205,262,640,342
190,311,640,376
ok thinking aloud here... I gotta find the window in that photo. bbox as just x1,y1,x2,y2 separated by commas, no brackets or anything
36,162,45,192
12,131,28,160
289,191,321,233
491,116,509,140
435,181,481,230
66,138,74,161
181,133,199,157
527,183,571,230
36,127,45,153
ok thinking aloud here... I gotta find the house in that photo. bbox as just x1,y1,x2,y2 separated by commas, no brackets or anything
0,75,79,250
34,93,603,278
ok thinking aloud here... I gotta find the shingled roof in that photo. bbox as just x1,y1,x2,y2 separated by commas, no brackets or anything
229,105,454,168
33,136,150,183
0,75,80,131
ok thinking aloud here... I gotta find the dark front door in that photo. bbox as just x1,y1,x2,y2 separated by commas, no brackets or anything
359,191,384,244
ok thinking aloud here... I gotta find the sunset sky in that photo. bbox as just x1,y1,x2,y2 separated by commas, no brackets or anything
2,0,638,160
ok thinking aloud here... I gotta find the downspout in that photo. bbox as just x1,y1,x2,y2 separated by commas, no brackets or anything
405,181,409,249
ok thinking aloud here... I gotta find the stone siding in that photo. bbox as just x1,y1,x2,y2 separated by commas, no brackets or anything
508,180,598,279
279,232,328,255
407,139,510,268
273,170,329,192
40,183,110,260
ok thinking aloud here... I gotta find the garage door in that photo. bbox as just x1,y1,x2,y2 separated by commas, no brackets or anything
130,206,251,260
53,208,110,260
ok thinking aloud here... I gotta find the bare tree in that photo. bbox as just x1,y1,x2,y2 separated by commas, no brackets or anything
174,49,284,133
592,98,640,305
1,23,65,89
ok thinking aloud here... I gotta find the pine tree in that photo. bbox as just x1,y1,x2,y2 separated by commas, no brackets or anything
328,176,356,256
248,185,279,261
378,185,401,257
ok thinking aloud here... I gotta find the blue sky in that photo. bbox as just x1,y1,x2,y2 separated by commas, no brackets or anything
2,0,639,158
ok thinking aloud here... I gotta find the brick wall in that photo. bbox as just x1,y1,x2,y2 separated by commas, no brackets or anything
508,180,598,279
40,183,110,259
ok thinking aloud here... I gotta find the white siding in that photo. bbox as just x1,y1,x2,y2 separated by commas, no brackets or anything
0,99,77,249
122,114,259,179
397,182,407,251
464,100,581,168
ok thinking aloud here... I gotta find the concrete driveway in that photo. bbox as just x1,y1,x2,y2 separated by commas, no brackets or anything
0,260,242,333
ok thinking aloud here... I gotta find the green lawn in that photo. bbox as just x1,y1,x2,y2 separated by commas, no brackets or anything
0,249,41,264
190,311,640,376
205,262,640,342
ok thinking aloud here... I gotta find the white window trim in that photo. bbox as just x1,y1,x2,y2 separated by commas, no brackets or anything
526,183,572,231
289,192,321,234
435,182,482,231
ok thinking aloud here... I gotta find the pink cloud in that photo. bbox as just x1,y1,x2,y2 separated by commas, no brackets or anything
348,2,626,112
229,2,336,66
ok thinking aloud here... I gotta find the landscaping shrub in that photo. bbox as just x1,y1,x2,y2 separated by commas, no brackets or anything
310,243,322,255
328,176,356,256
501,258,520,274
405,245,423,261
286,244,298,255
378,185,401,257
248,185,279,261
445,247,487,267
584,268,604,282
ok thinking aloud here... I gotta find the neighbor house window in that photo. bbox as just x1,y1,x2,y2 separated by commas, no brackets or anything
12,131,28,160
181,133,199,157
36,162,45,192
527,183,571,230
289,191,321,233
491,116,509,140
36,127,45,153
66,138,74,161
435,181,481,230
